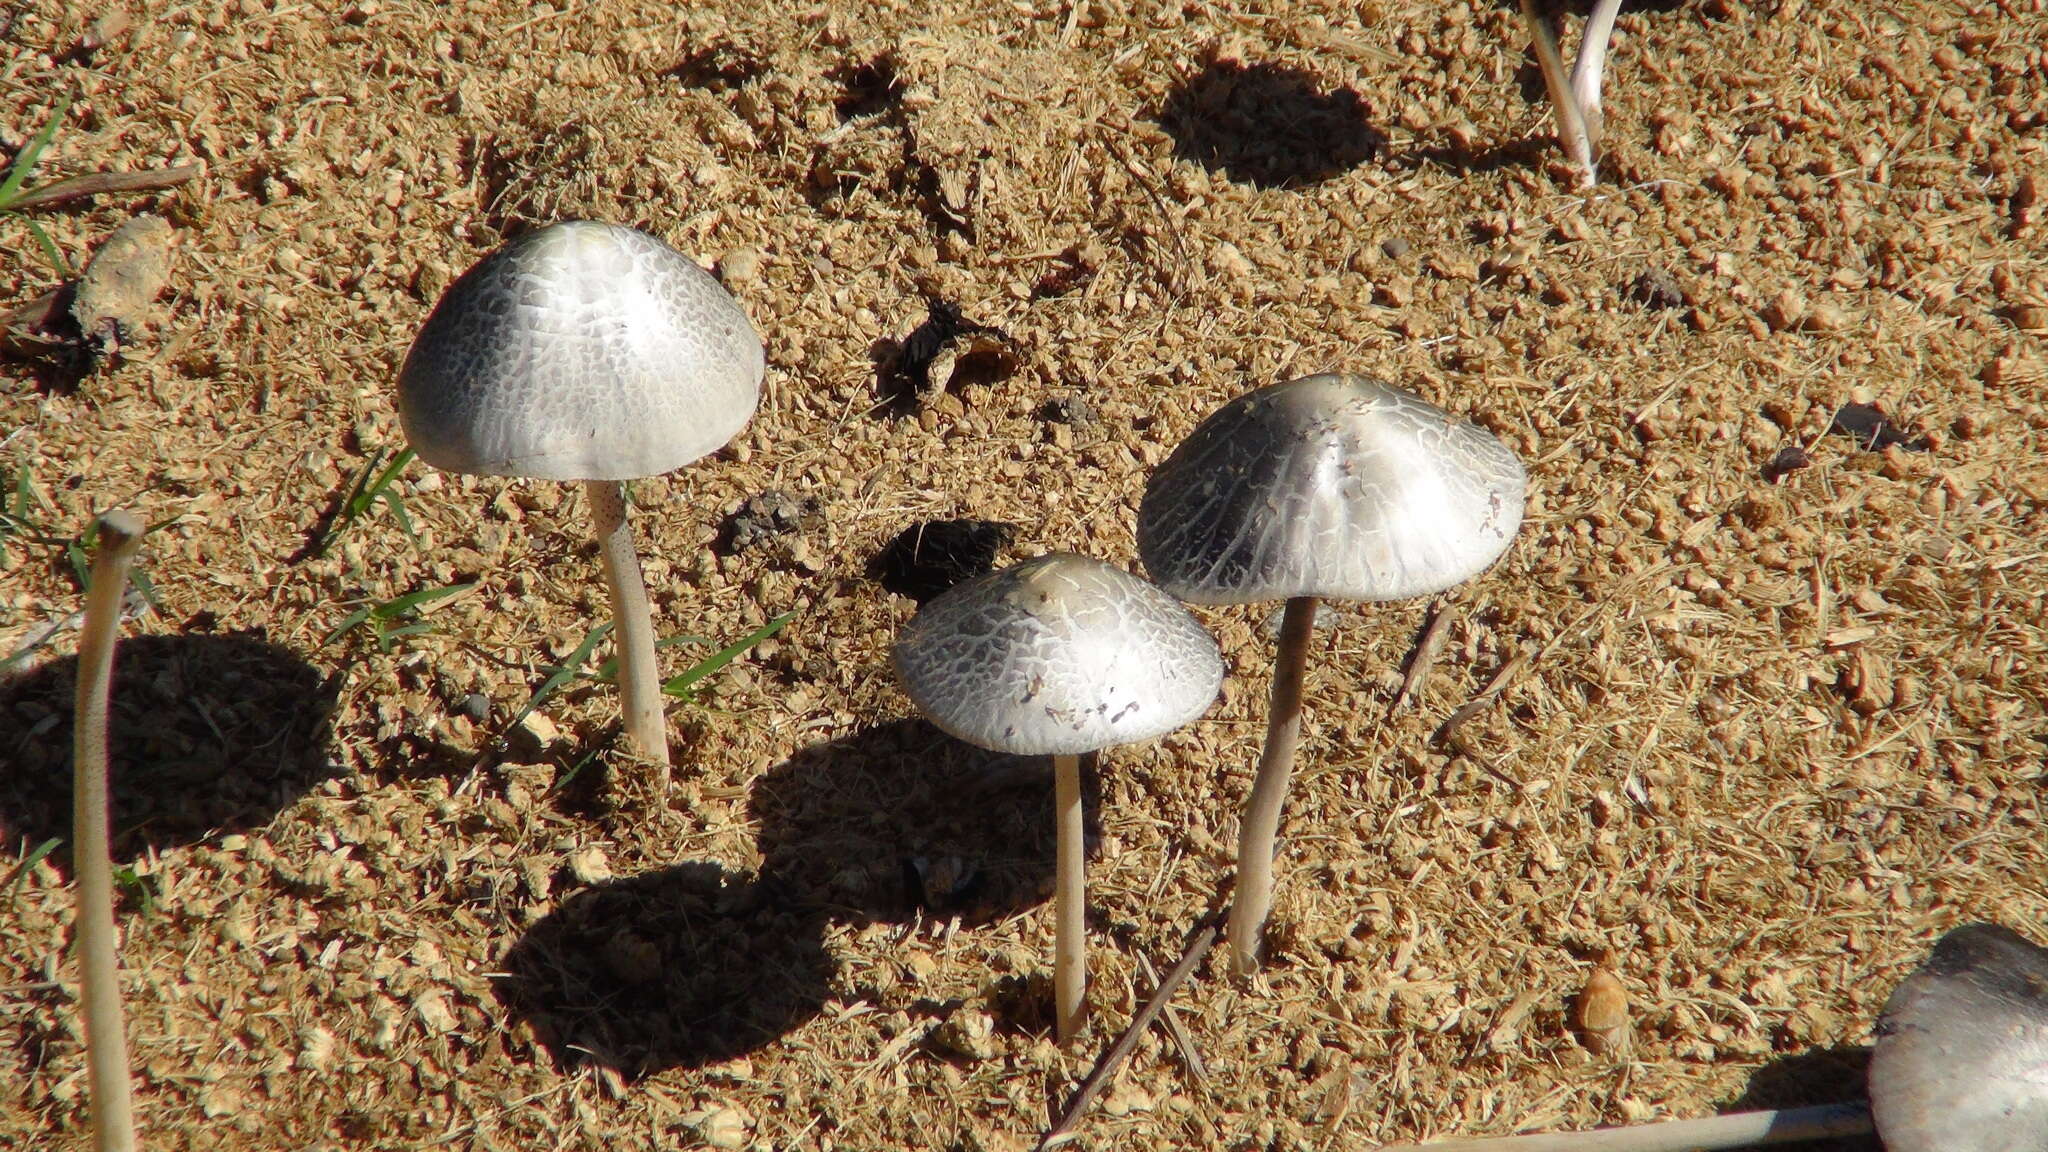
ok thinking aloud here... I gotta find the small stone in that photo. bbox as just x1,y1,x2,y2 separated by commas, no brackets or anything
719,247,762,285
1577,967,1631,1054
567,845,612,885
933,1008,1001,1061
1380,236,1411,258
693,1107,752,1150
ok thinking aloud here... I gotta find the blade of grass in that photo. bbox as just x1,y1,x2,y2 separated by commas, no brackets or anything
0,92,72,209
588,631,717,684
661,610,797,699
367,581,476,620
20,217,70,278
494,622,612,750
5,837,62,906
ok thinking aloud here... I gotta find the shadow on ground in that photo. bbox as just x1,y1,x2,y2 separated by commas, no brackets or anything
494,861,833,1075
1155,59,1381,188
750,718,1092,926
495,718,1093,1074
0,632,338,856
1724,1044,1878,1152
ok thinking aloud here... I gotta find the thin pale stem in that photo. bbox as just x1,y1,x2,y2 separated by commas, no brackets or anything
1571,0,1624,151
74,509,142,1152
1370,1102,1873,1152
1519,0,1598,188
1054,751,1087,1044
1226,594,1317,975
585,480,670,781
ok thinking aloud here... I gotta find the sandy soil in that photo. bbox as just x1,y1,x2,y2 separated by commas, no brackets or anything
2,0,2045,1148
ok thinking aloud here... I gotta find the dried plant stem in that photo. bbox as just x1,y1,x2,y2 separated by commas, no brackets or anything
7,165,203,212
74,509,143,1152
1519,0,1597,187
1053,751,1086,1044
1571,0,1624,150
1226,594,1317,974
1037,916,1221,1152
1373,1102,1873,1152
586,480,669,781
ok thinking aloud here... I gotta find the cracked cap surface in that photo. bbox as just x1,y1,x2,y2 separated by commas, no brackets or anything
398,220,764,481
1869,922,2048,1152
1138,374,1526,605
892,553,1223,756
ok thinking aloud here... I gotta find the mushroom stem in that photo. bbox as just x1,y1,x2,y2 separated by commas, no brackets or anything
1571,0,1623,155
1519,0,1598,188
1370,1102,1873,1152
1227,594,1318,975
585,480,670,780
1053,751,1087,1044
74,510,142,1152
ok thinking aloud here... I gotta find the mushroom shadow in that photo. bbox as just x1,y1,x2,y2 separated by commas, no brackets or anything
0,633,338,856
868,519,1017,603
1154,60,1382,188
1725,1045,1879,1152
493,861,832,1076
748,719,1096,927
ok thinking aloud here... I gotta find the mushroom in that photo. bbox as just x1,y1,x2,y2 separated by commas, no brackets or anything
892,553,1223,1043
74,510,144,1152
1869,921,2048,1150
398,221,763,781
1519,0,1625,188
1371,921,2048,1151
1137,374,1526,974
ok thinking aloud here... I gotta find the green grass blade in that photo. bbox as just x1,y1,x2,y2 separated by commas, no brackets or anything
0,91,71,208
338,447,387,520
322,605,375,647
19,217,69,277
661,610,797,699
496,622,612,748
367,581,476,620
4,837,62,905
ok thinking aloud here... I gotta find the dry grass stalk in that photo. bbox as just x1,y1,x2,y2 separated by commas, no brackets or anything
1370,1103,1874,1151
1037,917,1220,1152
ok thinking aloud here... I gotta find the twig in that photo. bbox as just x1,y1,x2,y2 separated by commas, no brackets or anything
7,165,202,213
1389,599,1456,715
1432,648,1530,748
1370,1101,1873,1151
1036,917,1220,1151
1136,953,1208,1086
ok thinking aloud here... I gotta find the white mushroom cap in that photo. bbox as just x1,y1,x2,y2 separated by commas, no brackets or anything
892,553,1224,756
397,221,764,482
1138,374,1526,605
1869,923,2048,1152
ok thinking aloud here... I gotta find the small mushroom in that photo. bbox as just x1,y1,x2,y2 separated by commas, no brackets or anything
1869,922,2048,1151
398,221,763,781
1137,374,1525,973
892,553,1223,1043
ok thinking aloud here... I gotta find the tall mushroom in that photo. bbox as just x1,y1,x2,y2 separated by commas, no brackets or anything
398,221,763,782
892,553,1223,1043
1137,374,1526,974
75,510,144,1152
1371,921,2048,1151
